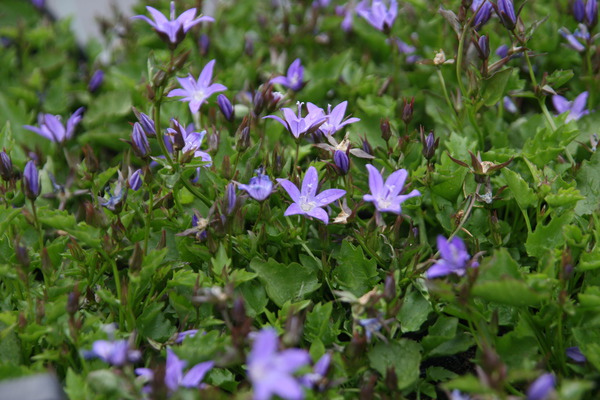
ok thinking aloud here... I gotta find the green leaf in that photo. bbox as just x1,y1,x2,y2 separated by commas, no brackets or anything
503,168,537,210
525,211,573,258
332,241,379,297
578,247,600,271
575,151,600,216
137,302,175,342
472,279,546,306
545,69,574,89
304,302,338,346
368,340,421,389
545,187,584,208
249,258,320,307
480,68,513,107
399,288,432,333
238,280,268,318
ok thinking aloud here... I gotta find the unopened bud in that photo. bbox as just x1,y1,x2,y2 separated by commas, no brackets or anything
420,128,439,160
476,35,490,60
253,91,265,116
0,150,13,181
217,94,234,122
333,150,349,175
198,34,210,57
401,97,415,125
88,69,104,93
384,274,396,300
133,108,156,137
128,169,143,191
380,118,392,142
361,136,373,156
225,183,237,216
208,132,219,153
131,123,150,158
236,126,250,152
23,160,40,200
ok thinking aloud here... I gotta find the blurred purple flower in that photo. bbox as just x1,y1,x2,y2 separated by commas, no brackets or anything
356,0,398,32
450,390,471,400
277,166,345,224
559,27,586,52
84,339,141,366
496,44,509,58
503,96,518,113
574,0,585,22
552,91,590,122
88,69,104,93
24,107,84,143
566,346,587,363
313,101,360,136
358,318,382,341
167,60,227,114
23,160,40,200
136,348,213,392
472,0,493,29
363,164,420,214
238,171,273,201
427,236,477,278
31,0,44,9
271,58,305,91
300,353,331,390
264,102,327,139
586,0,598,29
527,373,555,400
248,328,310,400
175,330,199,343
131,1,214,48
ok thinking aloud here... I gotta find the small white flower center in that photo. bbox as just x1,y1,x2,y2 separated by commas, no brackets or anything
193,90,206,103
300,196,316,212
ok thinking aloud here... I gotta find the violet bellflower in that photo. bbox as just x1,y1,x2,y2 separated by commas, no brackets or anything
356,0,398,33
527,373,555,400
23,160,40,200
427,236,477,279
136,349,214,392
247,328,310,400
84,339,141,367
167,60,227,114
363,164,420,214
263,102,327,140
270,58,305,92
311,101,360,136
238,170,273,201
495,0,517,30
24,107,84,143
472,0,493,30
277,166,346,224
552,91,590,122
166,120,212,166
131,1,214,49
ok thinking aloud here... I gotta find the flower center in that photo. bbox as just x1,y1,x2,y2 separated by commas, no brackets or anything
300,196,316,212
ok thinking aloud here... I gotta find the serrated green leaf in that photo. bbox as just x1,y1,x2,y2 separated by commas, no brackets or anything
368,340,421,389
525,212,573,258
503,168,537,210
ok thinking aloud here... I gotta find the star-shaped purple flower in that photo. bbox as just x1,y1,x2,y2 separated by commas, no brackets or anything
356,0,398,32
264,102,327,139
271,58,305,92
248,328,310,400
132,1,214,48
24,107,84,143
239,171,273,201
363,164,420,214
310,101,360,136
552,91,590,122
84,339,141,367
168,60,227,114
277,166,345,224
527,373,555,400
427,236,477,279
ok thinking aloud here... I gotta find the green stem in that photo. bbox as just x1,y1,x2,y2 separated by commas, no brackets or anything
436,68,460,128
144,181,153,255
455,28,469,100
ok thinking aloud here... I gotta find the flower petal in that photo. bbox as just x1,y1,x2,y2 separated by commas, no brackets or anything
284,203,305,217
181,361,214,388
314,188,346,207
365,164,384,198
277,178,301,203
198,60,216,87
306,206,329,224
301,166,319,198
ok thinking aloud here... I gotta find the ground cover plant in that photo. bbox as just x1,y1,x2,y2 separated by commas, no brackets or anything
0,0,599,398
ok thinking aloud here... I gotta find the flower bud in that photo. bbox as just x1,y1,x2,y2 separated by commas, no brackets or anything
380,118,392,142
253,91,265,116
23,160,40,200
217,94,234,122
208,132,219,153
402,97,415,125
224,183,237,216
128,169,143,191
333,150,349,175
236,126,250,152
586,0,598,29
473,0,493,30
198,34,210,57
131,123,151,158
476,35,490,60
496,0,517,30
361,136,373,156
420,129,439,160
244,35,254,56
167,119,186,152
88,69,104,93
133,108,156,137
0,150,13,181
573,0,585,22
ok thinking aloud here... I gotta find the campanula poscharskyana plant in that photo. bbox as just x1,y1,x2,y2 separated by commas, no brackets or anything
24,108,84,144
427,236,477,278
167,60,227,114
239,171,273,201
552,91,590,122
264,102,327,139
363,164,420,214
270,58,305,92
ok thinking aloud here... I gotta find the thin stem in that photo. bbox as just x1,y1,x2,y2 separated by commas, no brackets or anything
455,29,469,100
144,180,153,256
448,183,482,242
436,68,460,127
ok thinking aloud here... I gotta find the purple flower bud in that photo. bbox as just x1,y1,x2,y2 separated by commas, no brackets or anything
566,346,587,363
31,0,45,9
198,34,210,57
0,150,13,181
573,0,586,22
225,183,236,215
477,35,490,60
380,118,392,141
217,94,234,122
239,171,273,201
244,35,254,56
334,150,349,175
253,91,265,115
527,373,555,400
361,136,373,156
131,123,151,158
88,69,104,93
472,0,493,30
420,129,439,160
129,169,143,191
133,109,156,137
237,127,251,152
586,0,598,29
23,160,40,200
496,0,517,30
496,44,510,58
402,97,415,125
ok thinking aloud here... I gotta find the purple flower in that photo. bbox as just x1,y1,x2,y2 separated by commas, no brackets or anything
88,69,104,93
427,236,476,278
175,330,199,344
566,346,587,363
496,44,510,58
472,0,493,30
238,171,273,201
248,328,310,400
131,122,151,158
167,60,227,114
313,101,360,136
136,349,214,392
495,0,517,30
84,339,141,367
271,59,305,92
263,102,327,139
586,0,598,29
450,390,471,400
129,169,143,191
503,96,518,113
0,150,13,181
527,373,555,400
217,94,234,121
356,0,398,32
334,150,349,175
131,1,214,48
31,0,44,9
166,120,212,166
574,0,585,22
277,166,346,224
301,353,331,390
363,164,420,214
23,160,40,200
559,27,586,52
552,91,590,122
24,107,84,143
358,318,383,341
